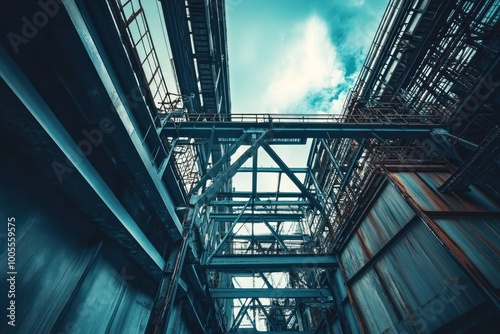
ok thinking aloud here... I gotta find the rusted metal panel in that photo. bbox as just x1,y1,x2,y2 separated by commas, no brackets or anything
435,218,500,290
343,303,362,334
374,221,485,333
340,233,369,279
358,183,416,256
391,172,500,212
351,267,402,333
391,172,450,211
339,170,496,333
418,172,500,211
350,221,485,333
334,268,348,301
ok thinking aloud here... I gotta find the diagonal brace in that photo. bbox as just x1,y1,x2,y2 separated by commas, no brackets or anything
260,215,288,251
191,132,249,194
262,144,323,211
191,131,269,206
206,199,252,263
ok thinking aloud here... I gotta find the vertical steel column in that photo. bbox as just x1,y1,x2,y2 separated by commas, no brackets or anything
146,211,193,333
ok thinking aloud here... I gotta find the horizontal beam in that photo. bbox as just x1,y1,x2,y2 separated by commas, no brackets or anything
231,234,308,241
209,200,310,206
237,167,310,173
234,331,315,334
216,192,307,198
210,288,331,299
0,46,169,269
210,213,303,222
162,121,441,139
204,255,338,271
439,126,500,192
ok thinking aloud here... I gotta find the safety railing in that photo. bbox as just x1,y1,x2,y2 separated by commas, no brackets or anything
164,112,444,125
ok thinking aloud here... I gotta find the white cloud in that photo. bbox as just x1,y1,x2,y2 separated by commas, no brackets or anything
263,16,345,114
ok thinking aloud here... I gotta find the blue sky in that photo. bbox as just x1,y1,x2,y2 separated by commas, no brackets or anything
226,0,389,114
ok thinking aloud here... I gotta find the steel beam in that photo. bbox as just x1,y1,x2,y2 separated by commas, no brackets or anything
210,213,303,222
190,131,269,206
230,235,308,241
207,199,252,262
0,45,166,270
209,200,310,206
260,216,288,251
233,331,315,334
191,133,249,194
204,255,338,271
217,192,306,198
63,1,185,239
161,121,440,139
238,167,310,173
439,126,500,192
210,288,331,299
262,144,323,211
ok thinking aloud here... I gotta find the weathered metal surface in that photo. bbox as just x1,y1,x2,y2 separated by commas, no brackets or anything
391,172,500,212
338,169,500,333
0,163,157,334
349,221,486,333
340,233,369,279
204,254,338,271
343,303,362,334
334,269,348,301
357,183,416,256
435,218,500,290
418,172,500,211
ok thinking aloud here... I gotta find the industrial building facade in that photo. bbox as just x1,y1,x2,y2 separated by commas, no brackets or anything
0,0,498,333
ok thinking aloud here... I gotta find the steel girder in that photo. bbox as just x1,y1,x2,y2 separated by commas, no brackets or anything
161,120,441,140
210,288,332,299
204,255,338,271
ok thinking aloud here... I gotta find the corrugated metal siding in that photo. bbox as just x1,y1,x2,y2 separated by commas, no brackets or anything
338,172,496,333
0,162,157,334
391,172,500,212
343,303,362,334
340,233,369,279
348,220,486,334
435,218,500,289
52,243,155,334
332,318,343,333
358,183,415,257
334,268,348,301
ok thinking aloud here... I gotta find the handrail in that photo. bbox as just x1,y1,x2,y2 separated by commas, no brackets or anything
163,112,444,125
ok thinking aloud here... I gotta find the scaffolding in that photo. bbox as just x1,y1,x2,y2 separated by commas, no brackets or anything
108,0,500,331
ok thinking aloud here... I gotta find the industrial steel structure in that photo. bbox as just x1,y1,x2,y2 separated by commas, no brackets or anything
0,0,499,333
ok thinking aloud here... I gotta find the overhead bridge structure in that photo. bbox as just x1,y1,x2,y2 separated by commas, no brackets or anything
0,0,499,333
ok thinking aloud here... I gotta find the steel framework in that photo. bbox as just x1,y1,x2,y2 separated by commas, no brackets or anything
72,0,500,332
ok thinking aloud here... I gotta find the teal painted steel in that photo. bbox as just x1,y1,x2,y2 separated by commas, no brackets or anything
435,218,500,290
205,254,338,271
209,288,332,299
358,183,416,257
0,161,157,334
338,171,499,333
